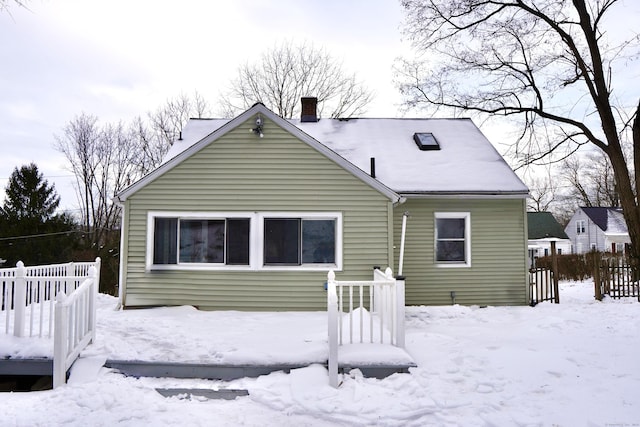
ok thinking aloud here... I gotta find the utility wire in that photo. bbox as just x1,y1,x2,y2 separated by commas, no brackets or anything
0,230,84,241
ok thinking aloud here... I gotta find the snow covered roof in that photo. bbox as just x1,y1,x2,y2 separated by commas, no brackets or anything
581,207,629,235
292,118,527,195
118,104,528,201
162,118,230,165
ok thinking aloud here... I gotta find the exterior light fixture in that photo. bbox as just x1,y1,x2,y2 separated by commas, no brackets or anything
251,115,264,138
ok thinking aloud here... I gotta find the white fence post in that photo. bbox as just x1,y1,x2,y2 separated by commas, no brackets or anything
53,291,68,388
88,264,98,344
395,276,406,348
13,261,26,337
327,270,339,388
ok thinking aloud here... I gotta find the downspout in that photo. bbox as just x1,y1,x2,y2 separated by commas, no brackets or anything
114,195,126,310
398,212,409,276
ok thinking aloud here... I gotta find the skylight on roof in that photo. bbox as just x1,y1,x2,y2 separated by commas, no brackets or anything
413,133,440,151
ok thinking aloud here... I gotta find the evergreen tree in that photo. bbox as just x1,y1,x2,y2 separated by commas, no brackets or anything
2,163,60,222
0,163,78,266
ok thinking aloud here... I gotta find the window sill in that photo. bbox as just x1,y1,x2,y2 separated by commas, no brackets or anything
147,264,341,272
435,262,471,268
148,264,253,272
260,264,341,272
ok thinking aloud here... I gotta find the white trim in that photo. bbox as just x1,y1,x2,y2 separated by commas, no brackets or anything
257,212,343,271
434,212,471,268
146,211,257,271
146,210,343,272
401,192,528,200
118,207,126,306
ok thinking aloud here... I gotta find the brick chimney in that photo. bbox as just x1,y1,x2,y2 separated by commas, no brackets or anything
300,97,318,122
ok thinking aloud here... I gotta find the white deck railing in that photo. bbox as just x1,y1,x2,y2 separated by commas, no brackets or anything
53,266,99,388
1,259,101,338
1,258,101,388
327,267,405,387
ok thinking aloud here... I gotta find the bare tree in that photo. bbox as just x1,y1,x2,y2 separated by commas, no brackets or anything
526,173,560,213
0,0,27,14
130,116,167,175
562,150,621,207
397,0,640,264
55,115,143,249
144,91,211,164
219,41,374,119
55,113,99,234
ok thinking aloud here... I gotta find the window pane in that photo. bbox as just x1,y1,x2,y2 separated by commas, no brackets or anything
302,219,335,264
180,220,224,263
436,241,466,262
264,218,300,265
437,218,465,239
154,217,177,264
227,218,250,265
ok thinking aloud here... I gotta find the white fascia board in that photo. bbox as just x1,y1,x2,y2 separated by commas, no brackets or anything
400,191,529,199
116,103,402,205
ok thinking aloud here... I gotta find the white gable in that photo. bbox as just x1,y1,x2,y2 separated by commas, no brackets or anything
162,116,527,196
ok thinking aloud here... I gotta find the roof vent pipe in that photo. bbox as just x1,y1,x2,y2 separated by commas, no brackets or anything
370,157,376,178
301,97,318,122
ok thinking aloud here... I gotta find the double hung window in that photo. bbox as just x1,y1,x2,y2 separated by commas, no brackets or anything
435,212,471,267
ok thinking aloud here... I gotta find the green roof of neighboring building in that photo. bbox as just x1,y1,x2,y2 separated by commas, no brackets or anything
527,212,569,240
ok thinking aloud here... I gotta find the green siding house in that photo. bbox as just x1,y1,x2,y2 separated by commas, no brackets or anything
115,101,529,310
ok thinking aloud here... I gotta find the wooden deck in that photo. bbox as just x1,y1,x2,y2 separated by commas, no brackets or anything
0,356,415,387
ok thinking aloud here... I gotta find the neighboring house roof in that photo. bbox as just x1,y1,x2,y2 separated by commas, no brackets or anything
117,103,528,201
581,207,628,235
527,212,569,240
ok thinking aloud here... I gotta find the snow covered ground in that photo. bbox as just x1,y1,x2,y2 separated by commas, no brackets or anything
2,279,640,426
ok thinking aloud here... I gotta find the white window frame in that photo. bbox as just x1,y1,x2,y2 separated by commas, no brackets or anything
146,211,257,271
434,212,471,268
576,220,586,234
146,211,342,272
258,212,343,271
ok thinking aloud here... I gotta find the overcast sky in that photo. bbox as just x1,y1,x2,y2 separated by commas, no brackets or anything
1,1,639,213
0,0,411,211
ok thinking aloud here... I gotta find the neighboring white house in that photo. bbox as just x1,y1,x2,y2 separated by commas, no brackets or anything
527,212,571,267
565,207,630,254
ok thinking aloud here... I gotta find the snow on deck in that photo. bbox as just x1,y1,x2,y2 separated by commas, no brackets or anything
0,296,413,367
2,281,640,426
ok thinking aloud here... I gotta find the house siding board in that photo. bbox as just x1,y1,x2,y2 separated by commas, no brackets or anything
394,198,527,306
122,117,391,311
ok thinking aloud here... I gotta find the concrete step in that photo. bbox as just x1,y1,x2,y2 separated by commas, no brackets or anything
156,388,249,400
105,360,415,380
1,358,416,384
